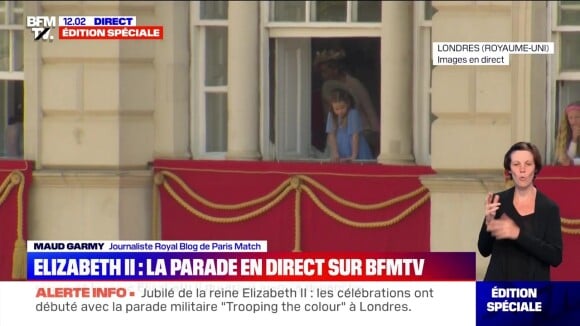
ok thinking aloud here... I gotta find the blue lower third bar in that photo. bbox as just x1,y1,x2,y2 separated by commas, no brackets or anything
477,282,580,326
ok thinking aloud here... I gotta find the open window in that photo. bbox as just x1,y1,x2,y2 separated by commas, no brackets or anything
266,1,382,161
0,0,24,158
269,37,380,161
549,1,580,164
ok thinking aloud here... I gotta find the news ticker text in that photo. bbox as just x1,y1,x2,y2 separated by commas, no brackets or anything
1,241,576,326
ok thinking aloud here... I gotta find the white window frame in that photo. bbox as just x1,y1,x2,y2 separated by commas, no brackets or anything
265,1,382,38
263,1,381,161
0,0,24,79
268,1,380,25
190,1,228,160
190,1,383,161
0,1,24,157
548,0,580,163
412,1,433,166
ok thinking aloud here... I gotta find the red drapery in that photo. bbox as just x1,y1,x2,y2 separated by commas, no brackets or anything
534,167,580,281
0,160,33,280
153,161,580,280
153,160,435,253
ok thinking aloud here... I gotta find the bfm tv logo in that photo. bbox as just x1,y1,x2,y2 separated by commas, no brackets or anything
26,16,57,41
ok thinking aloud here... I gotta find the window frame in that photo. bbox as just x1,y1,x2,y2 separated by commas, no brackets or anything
190,1,229,159
548,1,580,163
268,1,381,25
0,1,24,157
189,1,384,161
0,0,24,79
263,1,381,161
265,1,381,38
412,1,433,165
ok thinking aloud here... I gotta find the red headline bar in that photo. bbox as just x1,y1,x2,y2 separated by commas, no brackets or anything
58,26,163,40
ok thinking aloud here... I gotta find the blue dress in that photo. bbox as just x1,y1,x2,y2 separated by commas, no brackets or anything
325,109,373,160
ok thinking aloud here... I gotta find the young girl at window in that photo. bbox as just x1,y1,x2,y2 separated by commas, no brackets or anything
325,88,373,162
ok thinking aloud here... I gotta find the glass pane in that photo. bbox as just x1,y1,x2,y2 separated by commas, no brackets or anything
12,12,22,25
312,1,346,22
560,32,580,71
271,1,305,22
0,1,5,25
205,27,228,86
13,30,22,71
12,0,23,24
0,30,8,71
200,1,228,20
0,80,24,157
425,0,438,20
557,81,580,119
554,81,580,163
558,1,580,25
355,1,381,22
205,93,228,152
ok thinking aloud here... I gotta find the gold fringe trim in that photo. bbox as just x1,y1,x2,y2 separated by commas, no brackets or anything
562,217,580,235
152,170,431,249
0,170,27,280
152,169,580,241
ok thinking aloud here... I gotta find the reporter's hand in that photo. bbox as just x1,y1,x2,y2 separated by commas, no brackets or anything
486,213,520,240
485,192,500,225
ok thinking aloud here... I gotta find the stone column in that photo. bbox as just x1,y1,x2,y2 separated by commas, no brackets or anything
153,1,191,159
377,1,414,164
426,1,544,280
226,1,261,160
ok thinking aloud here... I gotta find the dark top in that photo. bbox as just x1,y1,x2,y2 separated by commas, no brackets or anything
477,187,563,281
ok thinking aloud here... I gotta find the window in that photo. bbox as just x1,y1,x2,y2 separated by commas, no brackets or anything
265,1,382,161
270,1,381,23
190,1,383,161
0,0,24,158
191,1,228,158
549,1,580,164
413,1,437,165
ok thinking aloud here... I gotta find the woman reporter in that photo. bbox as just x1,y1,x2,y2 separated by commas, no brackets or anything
478,142,563,281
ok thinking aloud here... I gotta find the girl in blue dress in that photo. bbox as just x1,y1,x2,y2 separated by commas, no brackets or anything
325,88,374,162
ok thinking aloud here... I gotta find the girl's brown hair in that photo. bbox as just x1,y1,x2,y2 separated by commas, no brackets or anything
328,88,354,129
